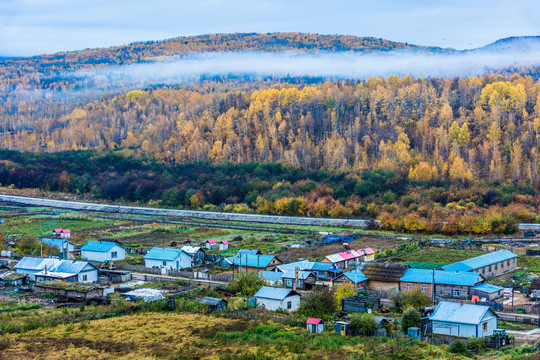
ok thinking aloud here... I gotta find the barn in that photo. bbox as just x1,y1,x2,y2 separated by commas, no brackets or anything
362,263,410,291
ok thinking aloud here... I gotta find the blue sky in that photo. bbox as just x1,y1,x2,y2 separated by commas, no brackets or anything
0,0,539,57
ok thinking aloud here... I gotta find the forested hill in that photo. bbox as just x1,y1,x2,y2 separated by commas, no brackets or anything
0,33,442,72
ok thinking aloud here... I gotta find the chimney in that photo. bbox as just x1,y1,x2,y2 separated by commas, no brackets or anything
44,266,47,274
460,301,463,306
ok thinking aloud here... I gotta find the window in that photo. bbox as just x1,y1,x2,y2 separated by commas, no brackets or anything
481,268,484,275
482,322,488,331
453,288,460,297
82,275,87,281
494,263,498,271
287,279,293,287
506,260,510,267
421,285,428,293
406,284,412,292
513,258,516,264
163,261,167,266
287,301,292,309
111,251,117,258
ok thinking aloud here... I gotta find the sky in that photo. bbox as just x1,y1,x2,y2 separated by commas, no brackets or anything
0,0,539,57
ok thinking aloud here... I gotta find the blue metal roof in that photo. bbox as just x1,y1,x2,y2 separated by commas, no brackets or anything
472,283,503,294
429,301,495,325
276,260,336,272
236,254,278,268
81,241,123,252
41,238,72,248
337,271,367,283
400,269,482,287
237,249,262,256
259,271,284,281
15,257,95,274
310,262,336,271
254,286,300,300
282,270,313,280
442,250,517,272
144,247,186,261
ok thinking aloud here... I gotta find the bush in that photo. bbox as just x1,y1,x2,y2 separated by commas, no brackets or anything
229,271,268,297
389,290,405,312
403,290,431,309
449,339,468,354
466,337,484,353
349,313,377,335
297,287,336,319
400,307,421,334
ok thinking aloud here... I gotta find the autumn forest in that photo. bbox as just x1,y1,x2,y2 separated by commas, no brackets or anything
2,33,540,235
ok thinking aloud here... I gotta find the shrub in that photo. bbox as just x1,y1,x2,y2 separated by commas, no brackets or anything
400,307,421,334
229,271,268,297
349,313,377,335
466,337,484,353
297,287,336,319
389,290,405,312
403,290,431,309
449,339,468,354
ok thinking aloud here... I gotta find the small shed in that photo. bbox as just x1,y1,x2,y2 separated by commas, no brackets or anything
307,318,324,333
206,239,217,250
200,296,228,311
335,321,350,336
471,283,504,302
332,271,368,290
408,327,421,340
219,240,229,251
0,271,27,286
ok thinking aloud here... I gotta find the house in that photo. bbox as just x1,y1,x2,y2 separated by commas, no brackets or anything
335,321,350,336
471,283,504,302
221,249,263,268
81,240,125,262
399,269,483,300
254,286,301,311
333,271,368,290
219,240,229,251
258,271,284,286
144,247,192,270
233,254,282,272
442,250,517,277
274,260,341,280
52,228,71,239
206,239,217,250
320,249,364,269
200,296,228,311
0,271,27,286
41,238,75,254
181,246,205,263
342,294,381,313
282,270,316,290
362,263,410,292
15,257,98,282
307,318,324,333
363,248,375,262
429,301,498,338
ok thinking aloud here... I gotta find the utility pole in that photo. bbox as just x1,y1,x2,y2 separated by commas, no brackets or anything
432,268,435,306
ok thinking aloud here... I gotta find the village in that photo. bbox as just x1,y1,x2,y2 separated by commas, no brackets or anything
2,212,540,359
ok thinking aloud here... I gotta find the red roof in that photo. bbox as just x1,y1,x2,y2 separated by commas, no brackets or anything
363,248,375,255
338,251,357,260
53,228,62,233
221,240,229,244
207,239,217,243
62,229,71,233
306,318,322,325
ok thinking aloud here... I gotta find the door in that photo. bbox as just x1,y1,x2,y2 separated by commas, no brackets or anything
340,325,346,336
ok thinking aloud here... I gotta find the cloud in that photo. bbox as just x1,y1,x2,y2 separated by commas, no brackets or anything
63,48,540,94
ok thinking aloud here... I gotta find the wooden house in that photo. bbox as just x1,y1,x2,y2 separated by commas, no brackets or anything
362,263,410,291
471,283,504,302
34,281,111,301
332,271,368,290
219,240,229,251
81,241,125,262
282,270,316,290
0,271,27,286
233,254,282,272
254,286,300,311
181,246,205,263
144,247,192,270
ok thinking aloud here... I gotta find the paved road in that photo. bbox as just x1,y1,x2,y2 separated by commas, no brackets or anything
0,193,374,228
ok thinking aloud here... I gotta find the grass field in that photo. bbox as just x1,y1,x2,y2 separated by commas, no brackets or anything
392,248,488,264
0,214,129,240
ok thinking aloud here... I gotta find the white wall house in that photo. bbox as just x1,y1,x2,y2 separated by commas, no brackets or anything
15,257,98,282
144,247,192,270
81,241,125,262
254,286,301,312
41,238,75,253
429,301,498,338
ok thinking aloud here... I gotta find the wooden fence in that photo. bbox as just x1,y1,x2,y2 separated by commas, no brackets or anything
498,312,540,325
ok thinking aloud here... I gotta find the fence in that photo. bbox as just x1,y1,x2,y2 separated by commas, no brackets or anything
222,309,304,327
501,304,540,315
498,312,540,325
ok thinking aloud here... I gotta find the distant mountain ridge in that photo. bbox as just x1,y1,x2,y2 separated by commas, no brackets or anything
474,36,540,52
